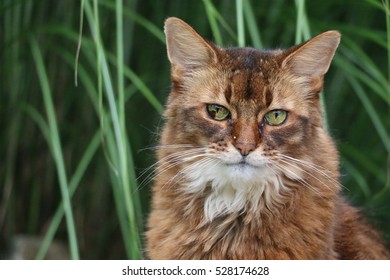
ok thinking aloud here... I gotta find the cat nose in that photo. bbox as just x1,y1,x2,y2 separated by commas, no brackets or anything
235,141,256,156
232,119,259,156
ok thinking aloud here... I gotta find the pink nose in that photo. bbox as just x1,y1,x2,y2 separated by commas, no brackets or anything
235,141,256,156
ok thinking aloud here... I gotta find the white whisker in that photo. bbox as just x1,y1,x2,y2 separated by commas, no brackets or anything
270,161,325,196
163,157,218,189
274,153,342,193
140,144,199,152
137,147,208,189
277,154,337,182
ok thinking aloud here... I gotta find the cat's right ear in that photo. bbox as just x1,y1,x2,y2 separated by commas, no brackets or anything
282,31,340,78
164,17,218,70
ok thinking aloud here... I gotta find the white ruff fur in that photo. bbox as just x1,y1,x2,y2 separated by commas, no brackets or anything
184,153,288,221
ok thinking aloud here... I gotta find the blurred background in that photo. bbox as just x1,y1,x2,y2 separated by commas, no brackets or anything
1,0,389,259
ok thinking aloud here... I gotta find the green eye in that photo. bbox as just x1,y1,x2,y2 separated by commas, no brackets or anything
264,110,288,126
207,104,230,121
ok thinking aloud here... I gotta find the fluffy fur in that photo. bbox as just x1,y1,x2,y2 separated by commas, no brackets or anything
145,17,390,259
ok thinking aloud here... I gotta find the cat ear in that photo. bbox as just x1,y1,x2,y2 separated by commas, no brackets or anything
164,17,218,69
282,31,340,77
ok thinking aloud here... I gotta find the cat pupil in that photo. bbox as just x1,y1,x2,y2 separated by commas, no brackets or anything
264,110,287,126
207,104,230,120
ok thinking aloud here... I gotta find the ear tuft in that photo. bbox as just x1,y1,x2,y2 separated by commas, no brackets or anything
283,31,341,77
164,17,218,69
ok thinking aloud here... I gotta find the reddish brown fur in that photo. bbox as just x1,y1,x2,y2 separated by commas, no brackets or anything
146,18,390,259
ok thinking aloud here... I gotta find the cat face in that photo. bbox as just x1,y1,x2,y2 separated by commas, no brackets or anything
159,18,340,221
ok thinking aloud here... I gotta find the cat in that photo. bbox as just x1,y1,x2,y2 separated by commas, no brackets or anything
145,17,390,259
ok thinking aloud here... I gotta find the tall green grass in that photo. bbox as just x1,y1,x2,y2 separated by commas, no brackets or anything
30,37,79,259
1,0,389,259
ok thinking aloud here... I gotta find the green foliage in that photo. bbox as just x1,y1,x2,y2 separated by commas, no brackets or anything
1,0,389,259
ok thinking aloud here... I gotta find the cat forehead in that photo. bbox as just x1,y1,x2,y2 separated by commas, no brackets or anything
226,69,269,105
223,47,283,72
211,48,282,105
181,46,303,111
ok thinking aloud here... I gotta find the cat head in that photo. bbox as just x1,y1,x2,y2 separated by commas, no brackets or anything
160,17,340,221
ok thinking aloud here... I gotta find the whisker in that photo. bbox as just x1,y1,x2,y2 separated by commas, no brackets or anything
139,144,200,152
270,162,325,196
137,148,213,187
278,158,333,190
137,148,208,189
138,148,205,180
278,154,335,179
275,154,342,193
139,147,206,174
162,156,218,190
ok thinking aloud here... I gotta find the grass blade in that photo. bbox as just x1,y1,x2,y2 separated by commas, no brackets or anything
345,74,390,151
35,131,100,259
84,0,141,259
342,157,371,198
236,0,245,47
243,0,262,49
99,0,165,44
203,0,223,45
294,0,311,44
30,37,79,259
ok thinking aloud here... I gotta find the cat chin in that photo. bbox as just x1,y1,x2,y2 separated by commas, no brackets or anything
185,160,287,222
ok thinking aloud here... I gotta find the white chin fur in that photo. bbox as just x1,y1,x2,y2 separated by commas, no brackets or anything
184,160,286,222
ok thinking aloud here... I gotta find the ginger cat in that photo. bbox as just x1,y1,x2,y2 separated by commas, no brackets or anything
146,17,390,259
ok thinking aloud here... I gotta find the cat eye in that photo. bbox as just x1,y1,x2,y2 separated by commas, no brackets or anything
264,110,288,126
207,104,231,121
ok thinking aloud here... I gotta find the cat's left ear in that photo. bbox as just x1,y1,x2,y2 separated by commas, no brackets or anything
282,31,340,78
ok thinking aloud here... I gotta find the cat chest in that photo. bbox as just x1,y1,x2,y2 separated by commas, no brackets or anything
173,216,333,259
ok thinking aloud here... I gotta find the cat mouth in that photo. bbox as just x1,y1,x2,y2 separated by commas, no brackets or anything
226,160,258,169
